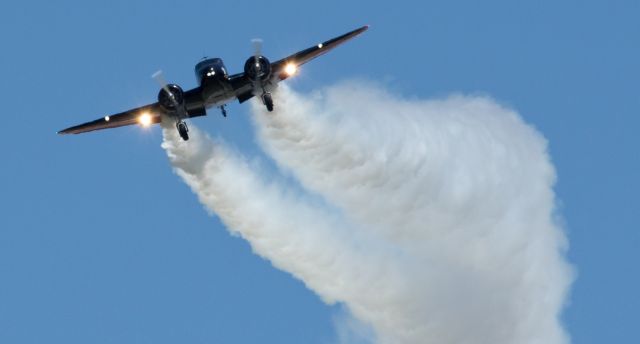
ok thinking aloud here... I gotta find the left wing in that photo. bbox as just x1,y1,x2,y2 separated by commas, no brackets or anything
58,103,163,135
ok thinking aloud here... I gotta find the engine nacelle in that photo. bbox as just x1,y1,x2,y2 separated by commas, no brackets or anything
157,84,185,111
244,55,272,82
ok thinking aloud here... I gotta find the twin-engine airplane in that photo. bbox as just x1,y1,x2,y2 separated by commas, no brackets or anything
58,26,368,141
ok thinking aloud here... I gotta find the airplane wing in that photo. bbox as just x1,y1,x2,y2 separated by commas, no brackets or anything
58,103,163,135
270,25,369,81
231,25,369,102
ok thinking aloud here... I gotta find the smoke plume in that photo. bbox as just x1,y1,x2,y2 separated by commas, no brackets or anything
161,82,573,344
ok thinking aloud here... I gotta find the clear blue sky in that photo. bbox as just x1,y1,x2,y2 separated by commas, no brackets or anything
0,0,637,343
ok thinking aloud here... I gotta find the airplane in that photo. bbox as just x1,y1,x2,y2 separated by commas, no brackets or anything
58,25,369,141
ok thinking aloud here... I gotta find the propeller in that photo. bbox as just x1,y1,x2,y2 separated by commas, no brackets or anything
251,38,263,68
250,38,265,93
151,70,179,109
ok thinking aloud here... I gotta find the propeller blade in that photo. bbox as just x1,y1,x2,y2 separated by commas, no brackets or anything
151,70,179,108
152,70,170,93
250,38,265,89
251,38,263,59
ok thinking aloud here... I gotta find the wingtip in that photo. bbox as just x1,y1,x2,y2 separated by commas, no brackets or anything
346,25,369,38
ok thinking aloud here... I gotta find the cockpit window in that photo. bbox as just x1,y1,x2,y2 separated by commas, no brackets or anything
195,58,228,84
196,58,222,70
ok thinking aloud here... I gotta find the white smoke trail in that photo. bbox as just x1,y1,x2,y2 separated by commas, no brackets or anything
162,81,573,344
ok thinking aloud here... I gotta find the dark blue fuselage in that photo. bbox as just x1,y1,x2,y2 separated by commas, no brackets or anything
194,58,236,107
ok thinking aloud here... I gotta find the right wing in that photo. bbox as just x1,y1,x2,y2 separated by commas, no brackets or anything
270,25,369,81
229,25,369,103
58,103,164,135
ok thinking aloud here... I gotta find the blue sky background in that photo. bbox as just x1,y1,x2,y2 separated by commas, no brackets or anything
0,0,638,343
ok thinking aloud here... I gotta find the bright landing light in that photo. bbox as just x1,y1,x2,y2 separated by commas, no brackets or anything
284,63,298,76
138,113,152,127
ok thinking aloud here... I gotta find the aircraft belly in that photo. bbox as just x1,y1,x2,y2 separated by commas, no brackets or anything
206,94,236,108
202,78,236,107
